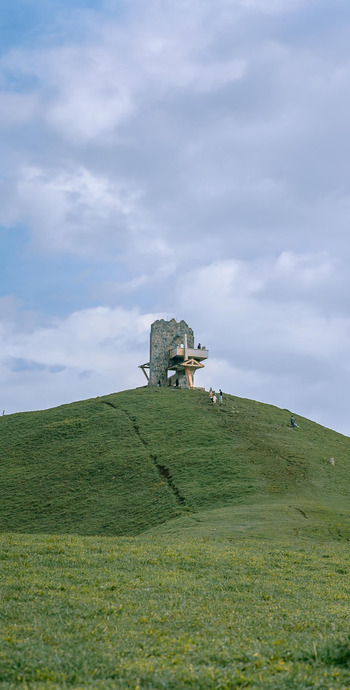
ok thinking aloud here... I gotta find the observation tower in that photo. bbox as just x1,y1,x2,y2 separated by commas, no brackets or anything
139,318,209,388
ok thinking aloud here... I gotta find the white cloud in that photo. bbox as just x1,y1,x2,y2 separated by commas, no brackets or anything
0,305,164,413
240,0,305,13
0,91,39,127
273,251,334,286
45,48,134,143
7,306,153,369
1,0,350,270
1,165,143,257
171,252,350,432
176,253,348,362
0,163,177,269
0,1,248,144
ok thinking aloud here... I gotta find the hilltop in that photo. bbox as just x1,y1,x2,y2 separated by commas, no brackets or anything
2,388,350,687
1,387,349,539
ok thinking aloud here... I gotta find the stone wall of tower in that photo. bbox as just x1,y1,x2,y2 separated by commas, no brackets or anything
149,318,194,387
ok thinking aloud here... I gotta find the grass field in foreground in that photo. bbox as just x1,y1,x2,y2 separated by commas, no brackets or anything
1,531,350,689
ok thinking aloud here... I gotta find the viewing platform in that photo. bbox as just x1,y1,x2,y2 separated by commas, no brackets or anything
169,347,209,362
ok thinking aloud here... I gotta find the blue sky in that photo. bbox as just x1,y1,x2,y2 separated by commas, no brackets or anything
2,0,350,435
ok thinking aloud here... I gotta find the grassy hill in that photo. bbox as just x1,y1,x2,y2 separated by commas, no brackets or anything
1,387,349,539
2,387,350,688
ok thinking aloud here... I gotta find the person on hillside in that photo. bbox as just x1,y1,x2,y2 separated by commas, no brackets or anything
290,415,299,428
219,389,223,404
212,391,217,404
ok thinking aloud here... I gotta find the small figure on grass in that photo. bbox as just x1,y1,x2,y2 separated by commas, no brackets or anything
219,389,223,404
290,415,299,429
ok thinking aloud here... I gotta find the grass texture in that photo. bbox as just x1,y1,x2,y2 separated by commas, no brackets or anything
1,387,350,688
1,532,350,689
0,387,349,537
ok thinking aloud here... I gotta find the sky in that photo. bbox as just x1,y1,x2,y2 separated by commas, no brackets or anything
1,0,350,435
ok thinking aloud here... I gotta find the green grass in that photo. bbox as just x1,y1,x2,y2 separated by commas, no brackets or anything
1,387,350,687
1,387,350,537
1,531,350,689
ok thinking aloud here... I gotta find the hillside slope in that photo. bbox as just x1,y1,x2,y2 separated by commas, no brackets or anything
1,387,349,536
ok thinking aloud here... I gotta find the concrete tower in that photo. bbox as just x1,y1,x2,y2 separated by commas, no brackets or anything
139,318,209,388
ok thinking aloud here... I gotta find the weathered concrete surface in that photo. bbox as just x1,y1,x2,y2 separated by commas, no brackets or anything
149,319,194,388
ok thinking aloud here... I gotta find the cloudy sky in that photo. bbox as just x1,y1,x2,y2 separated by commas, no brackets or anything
1,0,350,435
